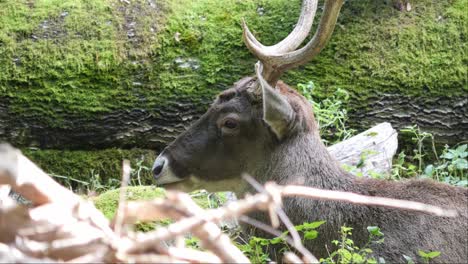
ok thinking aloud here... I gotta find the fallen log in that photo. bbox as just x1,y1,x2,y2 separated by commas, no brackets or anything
328,122,398,177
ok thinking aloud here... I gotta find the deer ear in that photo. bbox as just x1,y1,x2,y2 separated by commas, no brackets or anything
255,63,294,140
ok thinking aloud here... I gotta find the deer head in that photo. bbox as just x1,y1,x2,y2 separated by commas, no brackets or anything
152,0,344,193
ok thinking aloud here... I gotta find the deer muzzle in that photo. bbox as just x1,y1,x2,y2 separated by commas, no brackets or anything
152,154,184,185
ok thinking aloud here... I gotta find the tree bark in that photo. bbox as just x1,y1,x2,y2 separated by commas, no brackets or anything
0,98,207,151
349,94,468,145
1,93,466,150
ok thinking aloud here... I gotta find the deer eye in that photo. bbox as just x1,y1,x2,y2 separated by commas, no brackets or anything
223,118,238,129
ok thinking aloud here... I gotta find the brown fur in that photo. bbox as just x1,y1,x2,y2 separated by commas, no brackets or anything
158,77,468,263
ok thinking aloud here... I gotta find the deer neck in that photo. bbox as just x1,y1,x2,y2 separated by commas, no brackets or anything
253,133,356,192
248,133,371,245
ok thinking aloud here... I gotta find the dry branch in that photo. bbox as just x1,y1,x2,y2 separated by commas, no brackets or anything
280,184,457,217
0,144,80,206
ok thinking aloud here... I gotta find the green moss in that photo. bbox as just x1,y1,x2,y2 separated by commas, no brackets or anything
92,186,227,231
92,186,168,231
93,186,165,219
0,0,165,126
291,0,467,100
22,148,156,191
159,0,466,102
1,0,466,130
155,0,303,101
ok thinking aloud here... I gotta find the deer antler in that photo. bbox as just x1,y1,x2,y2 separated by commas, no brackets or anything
243,0,345,86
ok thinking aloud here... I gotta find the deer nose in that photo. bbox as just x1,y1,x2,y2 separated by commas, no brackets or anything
152,156,166,179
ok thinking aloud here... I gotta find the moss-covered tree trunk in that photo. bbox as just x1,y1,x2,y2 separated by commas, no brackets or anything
0,0,466,150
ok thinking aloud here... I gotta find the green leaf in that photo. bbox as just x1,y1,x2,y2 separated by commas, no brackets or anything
424,164,434,177
456,180,468,187
352,253,364,263
294,224,305,231
426,251,441,258
345,238,354,246
338,249,352,262
304,230,318,240
441,152,455,160
456,144,467,155
302,220,326,230
418,250,441,259
270,237,284,245
367,226,384,237
454,158,468,170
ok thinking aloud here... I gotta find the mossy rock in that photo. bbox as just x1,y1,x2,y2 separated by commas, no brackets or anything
93,186,164,219
92,186,168,231
0,0,466,148
92,186,227,231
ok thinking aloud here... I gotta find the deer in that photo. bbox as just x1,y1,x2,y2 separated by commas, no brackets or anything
151,0,468,262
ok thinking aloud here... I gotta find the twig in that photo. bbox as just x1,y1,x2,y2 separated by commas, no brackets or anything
114,160,131,237
116,252,189,263
280,184,458,217
244,175,317,262
0,144,80,206
283,252,304,264
168,192,250,263
239,214,317,261
167,247,222,263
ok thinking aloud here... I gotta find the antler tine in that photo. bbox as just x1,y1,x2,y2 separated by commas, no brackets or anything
265,0,344,72
243,0,344,87
243,0,318,84
243,0,317,54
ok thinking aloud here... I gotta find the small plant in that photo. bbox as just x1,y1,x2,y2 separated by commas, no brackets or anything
320,226,385,264
393,126,467,187
130,155,151,186
237,236,273,264
400,125,438,175
298,81,356,145
418,250,441,264
436,144,467,183
296,220,327,242
87,169,122,194
418,144,467,187
50,173,90,191
391,151,419,179
185,236,202,249
238,220,326,263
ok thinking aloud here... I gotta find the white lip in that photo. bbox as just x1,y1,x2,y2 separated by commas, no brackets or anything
162,175,246,195
153,155,246,194
153,155,184,185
